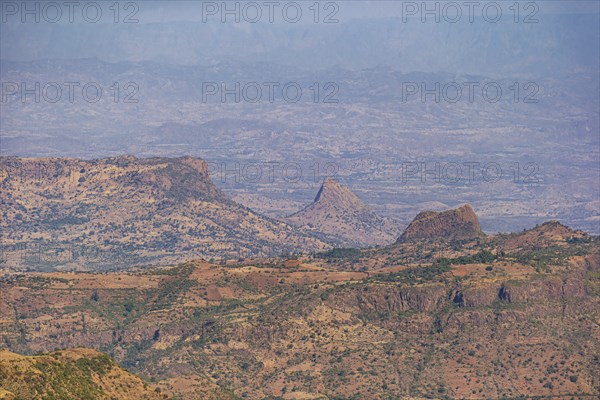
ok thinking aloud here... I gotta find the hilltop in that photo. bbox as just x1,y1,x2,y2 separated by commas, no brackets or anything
497,220,589,251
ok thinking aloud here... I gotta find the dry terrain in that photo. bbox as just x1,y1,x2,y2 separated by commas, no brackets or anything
0,348,167,399
0,216,598,399
0,156,330,271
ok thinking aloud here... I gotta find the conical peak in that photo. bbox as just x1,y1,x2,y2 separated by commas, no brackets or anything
457,204,476,214
286,177,401,246
314,177,345,202
313,178,364,208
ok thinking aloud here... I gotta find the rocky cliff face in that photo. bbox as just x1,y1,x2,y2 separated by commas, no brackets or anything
398,204,483,242
286,178,401,247
329,272,589,317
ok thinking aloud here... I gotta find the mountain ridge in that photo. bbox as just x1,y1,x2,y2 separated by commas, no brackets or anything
0,156,330,271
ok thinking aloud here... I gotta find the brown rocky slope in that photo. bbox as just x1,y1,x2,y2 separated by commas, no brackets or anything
0,225,598,399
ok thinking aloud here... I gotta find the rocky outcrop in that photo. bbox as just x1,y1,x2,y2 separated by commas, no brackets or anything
497,276,586,304
313,178,367,210
334,274,587,317
398,204,483,242
354,285,448,313
119,156,225,201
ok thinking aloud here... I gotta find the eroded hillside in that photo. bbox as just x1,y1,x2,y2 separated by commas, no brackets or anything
286,178,401,247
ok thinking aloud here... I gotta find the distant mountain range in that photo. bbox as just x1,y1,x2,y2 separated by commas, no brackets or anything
0,156,408,271
1,57,597,235
2,14,598,75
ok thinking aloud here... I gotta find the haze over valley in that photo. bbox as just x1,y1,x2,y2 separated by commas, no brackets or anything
0,1,599,399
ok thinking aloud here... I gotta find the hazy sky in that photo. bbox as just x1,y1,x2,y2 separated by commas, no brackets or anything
1,0,598,26
116,1,600,23
1,1,599,74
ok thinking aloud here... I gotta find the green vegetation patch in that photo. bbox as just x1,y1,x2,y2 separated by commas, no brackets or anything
0,353,113,400
370,264,452,285
314,248,363,261
435,250,496,267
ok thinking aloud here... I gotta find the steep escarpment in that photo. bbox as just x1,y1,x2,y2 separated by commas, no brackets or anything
328,269,590,316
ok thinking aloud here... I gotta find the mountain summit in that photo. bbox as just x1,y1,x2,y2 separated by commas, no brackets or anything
313,177,368,210
286,178,400,247
398,204,483,243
